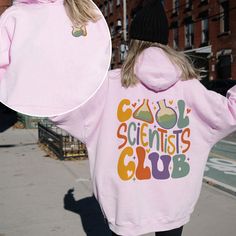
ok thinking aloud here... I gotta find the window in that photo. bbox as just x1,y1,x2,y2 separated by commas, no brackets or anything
185,22,194,48
198,11,209,45
126,15,129,34
170,21,179,49
201,18,209,45
120,44,128,63
109,0,113,14
186,0,192,9
104,3,108,17
173,28,179,49
111,49,116,64
110,22,115,37
199,0,208,7
220,1,230,33
116,19,122,34
172,0,179,15
217,54,232,79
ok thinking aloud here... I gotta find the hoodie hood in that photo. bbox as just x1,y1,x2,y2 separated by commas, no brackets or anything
14,0,62,4
134,47,182,92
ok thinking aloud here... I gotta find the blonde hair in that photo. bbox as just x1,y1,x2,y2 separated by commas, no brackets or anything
121,40,200,88
64,0,101,26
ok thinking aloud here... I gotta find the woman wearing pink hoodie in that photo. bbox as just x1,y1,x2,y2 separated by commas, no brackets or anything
0,0,111,117
51,1,236,236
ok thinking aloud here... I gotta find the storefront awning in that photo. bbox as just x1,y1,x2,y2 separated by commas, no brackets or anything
184,45,212,54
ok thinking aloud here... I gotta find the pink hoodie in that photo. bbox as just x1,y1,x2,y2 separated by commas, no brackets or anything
50,47,236,236
0,0,111,117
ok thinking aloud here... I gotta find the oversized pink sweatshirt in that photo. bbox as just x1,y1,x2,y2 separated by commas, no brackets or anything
0,0,111,117
50,47,236,236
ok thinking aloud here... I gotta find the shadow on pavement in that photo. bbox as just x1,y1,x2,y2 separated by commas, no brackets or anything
64,188,112,236
0,143,37,148
0,103,17,133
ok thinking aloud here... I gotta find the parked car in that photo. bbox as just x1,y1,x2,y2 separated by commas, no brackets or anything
202,79,236,97
0,103,17,132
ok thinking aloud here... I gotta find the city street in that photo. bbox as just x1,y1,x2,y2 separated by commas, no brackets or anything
0,128,236,236
204,132,236,195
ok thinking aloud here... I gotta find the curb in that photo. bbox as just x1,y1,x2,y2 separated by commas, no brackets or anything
203,176,236,196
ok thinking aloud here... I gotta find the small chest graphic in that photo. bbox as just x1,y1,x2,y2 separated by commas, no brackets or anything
72,25,87,38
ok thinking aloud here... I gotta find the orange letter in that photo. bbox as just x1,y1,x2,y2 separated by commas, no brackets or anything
117,123,128,149
181,128,191,153
157,128,167,152
136,146,151,180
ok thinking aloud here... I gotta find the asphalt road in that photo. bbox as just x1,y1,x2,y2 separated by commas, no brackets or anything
204,136,236,194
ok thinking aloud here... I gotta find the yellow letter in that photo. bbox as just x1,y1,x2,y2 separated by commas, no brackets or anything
140,123,148,147
167,135,176,155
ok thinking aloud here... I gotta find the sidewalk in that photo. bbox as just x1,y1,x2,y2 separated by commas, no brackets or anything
0,128,236,236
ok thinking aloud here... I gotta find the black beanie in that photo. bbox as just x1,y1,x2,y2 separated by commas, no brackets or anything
130,0,169,45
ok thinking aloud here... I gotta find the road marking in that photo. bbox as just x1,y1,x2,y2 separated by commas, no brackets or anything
209,151,236,162
219,139,236,146
206,157,236,175
75,178,91,182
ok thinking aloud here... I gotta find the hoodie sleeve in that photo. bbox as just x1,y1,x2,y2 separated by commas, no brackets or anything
49,77,109,144
0,10,15,70
188,79,236,143
49,106,86,143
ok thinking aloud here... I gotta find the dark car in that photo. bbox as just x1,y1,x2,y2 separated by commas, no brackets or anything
202,79,236,97
0,103,17,132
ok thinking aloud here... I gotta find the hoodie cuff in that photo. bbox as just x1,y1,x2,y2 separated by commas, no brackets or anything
226,85,236,99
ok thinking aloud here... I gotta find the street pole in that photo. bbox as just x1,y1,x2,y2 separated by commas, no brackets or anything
123,0,127,42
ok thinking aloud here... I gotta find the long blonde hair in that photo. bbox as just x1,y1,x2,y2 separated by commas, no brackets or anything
121,39,200,88
64,0,101,26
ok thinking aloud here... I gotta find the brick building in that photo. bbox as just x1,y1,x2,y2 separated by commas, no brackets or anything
166,0,236,82
95,0,236,82
1,0,236,82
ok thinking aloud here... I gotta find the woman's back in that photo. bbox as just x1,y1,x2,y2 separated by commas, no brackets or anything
50,45,236,236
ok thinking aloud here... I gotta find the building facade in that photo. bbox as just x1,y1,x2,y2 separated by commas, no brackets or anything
166,0,236,82
95,0,236,82
94,0,145,69
1,1,235,81
0,0,12,15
